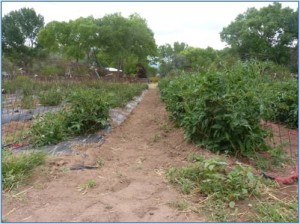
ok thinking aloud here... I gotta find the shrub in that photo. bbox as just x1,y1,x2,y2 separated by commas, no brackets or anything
40,64,64,76
38,88,64,106
66,88,109,135
30,111,69,146
159,62,271,155
21,95,35,109
262,79,298,129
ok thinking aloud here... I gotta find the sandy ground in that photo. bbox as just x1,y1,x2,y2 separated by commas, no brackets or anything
2,86,207,222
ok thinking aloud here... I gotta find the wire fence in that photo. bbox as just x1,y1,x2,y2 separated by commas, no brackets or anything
262,121,298,161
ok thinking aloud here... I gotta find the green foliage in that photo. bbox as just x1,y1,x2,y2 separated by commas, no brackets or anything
101,83,148,108
38,13,156,70
66,88,109,135
77,179,97,194
38,88,64,106
21,95,35,109
253,199,298,222
40,64,65,76
220,3,298,69
262,78,298,129
255,145,288,171
2,8,44,71
160,60,297,155
28,81,147,146
159,61,271,155
167,158,261,202
158,42,189,76
180,47,218,72
30,111,69,146
2,149,46,189
187,153,205,163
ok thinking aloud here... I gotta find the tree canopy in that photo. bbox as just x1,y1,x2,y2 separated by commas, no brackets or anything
2,7,44,70
220,3,298,66
38,13,157,74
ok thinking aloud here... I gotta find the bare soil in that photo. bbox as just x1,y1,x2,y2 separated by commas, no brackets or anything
2,86,207,222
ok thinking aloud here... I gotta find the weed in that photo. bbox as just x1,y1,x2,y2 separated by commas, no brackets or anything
168,199,189,211
21,95,35,109
252,198,298,222
105,205,113,210
2,126,31,146
187,153,205,163
59,166,70,173
160,123,172,133
2,150,46,190
38,88,63,106
254,145,288,171
97,158,105,168
77,179,97,194
30,111,69,146
166,158,261,202
152,133,162,143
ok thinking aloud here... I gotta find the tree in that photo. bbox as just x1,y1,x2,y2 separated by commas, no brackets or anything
180,47,218,72
220,3,298,66
2,8,44,71
158,42,188,75
97,13,157,73
39,13,157,75
38,17,100,62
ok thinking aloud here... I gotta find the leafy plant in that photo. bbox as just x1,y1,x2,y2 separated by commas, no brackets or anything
21,95,35,109
40,64,64,76
2,149,46,190
77,179,97,194
159,61,272,156
66,88,109,135
38,88,64,106
261,79,298,129
254,145,288,170
19,80,147,146
166,158,262,202
30,111,69,146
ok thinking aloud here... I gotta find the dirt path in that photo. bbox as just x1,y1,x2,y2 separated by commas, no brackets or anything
3,86,207,222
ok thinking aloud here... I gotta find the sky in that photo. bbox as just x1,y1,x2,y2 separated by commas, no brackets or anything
1,1,298,50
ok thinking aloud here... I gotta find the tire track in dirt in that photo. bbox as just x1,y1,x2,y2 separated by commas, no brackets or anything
3,86,207,222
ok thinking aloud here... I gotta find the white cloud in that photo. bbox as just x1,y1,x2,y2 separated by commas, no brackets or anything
2,1,298,50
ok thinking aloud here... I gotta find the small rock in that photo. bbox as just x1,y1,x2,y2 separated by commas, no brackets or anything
149,212,154,215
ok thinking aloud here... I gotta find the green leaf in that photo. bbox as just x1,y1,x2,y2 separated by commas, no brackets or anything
229,201,235,209
208,165,215,171
247,172,254,179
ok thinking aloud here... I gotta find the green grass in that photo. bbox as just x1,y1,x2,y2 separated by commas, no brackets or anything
252,198,298,222
2,150,47,190
77,179,97,194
